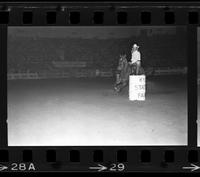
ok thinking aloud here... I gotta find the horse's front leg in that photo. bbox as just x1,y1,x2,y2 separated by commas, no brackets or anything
116,80,128,92
114,73,122,92
114,82,121,92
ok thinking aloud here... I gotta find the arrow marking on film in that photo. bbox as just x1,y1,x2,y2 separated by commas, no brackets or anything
182,163,200,172
0,164,8,171
89,164,107,172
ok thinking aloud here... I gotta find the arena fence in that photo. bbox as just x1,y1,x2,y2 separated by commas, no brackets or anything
7,67,187,80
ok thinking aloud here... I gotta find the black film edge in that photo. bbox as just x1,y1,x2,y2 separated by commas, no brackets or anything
0,1,199,173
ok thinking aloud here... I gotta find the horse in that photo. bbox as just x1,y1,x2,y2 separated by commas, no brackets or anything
114,54,153,92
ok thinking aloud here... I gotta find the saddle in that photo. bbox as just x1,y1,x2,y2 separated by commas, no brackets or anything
129,63,137,75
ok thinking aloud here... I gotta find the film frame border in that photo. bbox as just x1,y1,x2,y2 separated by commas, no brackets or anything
0,1,198,173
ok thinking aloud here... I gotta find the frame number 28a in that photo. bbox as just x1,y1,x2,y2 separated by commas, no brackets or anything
11,163,36,171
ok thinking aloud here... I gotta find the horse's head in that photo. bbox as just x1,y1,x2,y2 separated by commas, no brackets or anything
118,54,127,70
114,54,129,92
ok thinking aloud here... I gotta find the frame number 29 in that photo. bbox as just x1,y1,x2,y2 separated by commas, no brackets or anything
109,163,125,171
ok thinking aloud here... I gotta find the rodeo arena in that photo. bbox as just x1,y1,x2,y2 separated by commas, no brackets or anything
7,27,188,146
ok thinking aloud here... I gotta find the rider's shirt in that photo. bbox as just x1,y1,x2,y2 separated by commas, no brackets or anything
131,50,141,64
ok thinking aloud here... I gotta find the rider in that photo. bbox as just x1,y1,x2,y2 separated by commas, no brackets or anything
130,44,141,75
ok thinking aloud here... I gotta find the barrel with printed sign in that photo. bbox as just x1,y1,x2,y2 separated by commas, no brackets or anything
129,75,146,101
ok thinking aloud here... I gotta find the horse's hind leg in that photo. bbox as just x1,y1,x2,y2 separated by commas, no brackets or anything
122,81,128,90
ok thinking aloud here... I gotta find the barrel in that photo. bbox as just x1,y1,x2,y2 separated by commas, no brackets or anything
129,75,146,101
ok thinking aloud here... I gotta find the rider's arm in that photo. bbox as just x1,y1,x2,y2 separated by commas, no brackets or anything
138,52,141,61
131,52,135,63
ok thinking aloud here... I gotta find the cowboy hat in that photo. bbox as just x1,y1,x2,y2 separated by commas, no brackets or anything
133,44,139,48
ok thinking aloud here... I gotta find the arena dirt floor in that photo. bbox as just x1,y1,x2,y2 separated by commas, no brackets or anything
7,75,187,146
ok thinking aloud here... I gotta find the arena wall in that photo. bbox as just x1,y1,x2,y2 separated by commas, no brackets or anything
8,28,187,80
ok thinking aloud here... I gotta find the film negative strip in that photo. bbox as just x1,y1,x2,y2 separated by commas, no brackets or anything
0,1,199,173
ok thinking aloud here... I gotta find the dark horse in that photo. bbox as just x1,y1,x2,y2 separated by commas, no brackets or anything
114,54,153,92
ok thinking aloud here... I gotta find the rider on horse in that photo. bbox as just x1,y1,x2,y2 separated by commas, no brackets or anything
114,44,143,92
130,44,141,75
114,43,154,92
